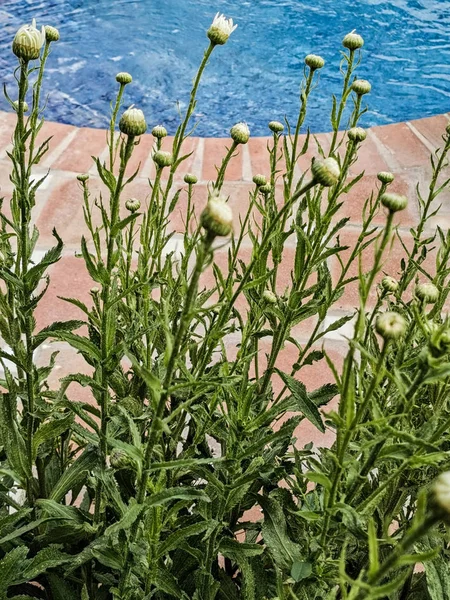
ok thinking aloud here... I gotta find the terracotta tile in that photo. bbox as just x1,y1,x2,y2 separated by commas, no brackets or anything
409,115,449,152
51,127,108,173
39,121,77,167
340,173,416,227
350,131,390,176
202,138,243,182
247,137,271,178
35,255,93,329
372,122,429,169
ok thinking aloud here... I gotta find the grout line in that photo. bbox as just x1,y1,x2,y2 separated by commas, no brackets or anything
367,128,402,172
241,143,253,181
189,137,204,179
406,121,437,154
42,127,78,168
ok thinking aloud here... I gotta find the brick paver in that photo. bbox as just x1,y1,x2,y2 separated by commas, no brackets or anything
0,109,448,437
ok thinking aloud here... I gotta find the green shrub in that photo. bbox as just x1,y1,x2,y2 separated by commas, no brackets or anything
0,13,450,600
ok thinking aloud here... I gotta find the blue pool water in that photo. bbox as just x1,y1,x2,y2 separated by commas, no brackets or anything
0,0,450,136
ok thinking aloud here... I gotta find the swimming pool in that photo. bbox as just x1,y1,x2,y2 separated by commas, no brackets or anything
1,0,450,136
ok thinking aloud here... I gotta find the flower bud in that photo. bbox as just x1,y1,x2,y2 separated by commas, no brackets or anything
90,287,100,295
259,183,272,195
152,124,168,139
305,54,325,70
200,193,233,237
375,312,407,340
119,396,142,417
351,79,372,96
230,122,250,144
348,127,367,143
381,276,398,293
429,323,450,359
77,173,90,183
252,174,267,187
116,72,132,85
110,449,133,470
415,282,439,304
12,18,45,61
119,106,147,137
207,12,237,46
431,472,450,518
268,121,284,134
44,25,60,43
263,290,277,304
153,150,173,168
343,31,364,50
377,171,394,184
12,100,29,113
381,192,408,213
125,198,140,213
311,157,340,187
184,173,198,185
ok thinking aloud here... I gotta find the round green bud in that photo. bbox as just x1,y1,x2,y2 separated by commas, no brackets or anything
12,100,29,113
230,122,250,144
259,183,272,195
415,282,439,304
311,157,340,187
348,127,367,143
252,174,267,187
268,121,284,134
381,276,399,293
119,106,147,137
152,124,168,139
125,198,141,213
76,173,90,183
119,396,142,417
377,171,395,184
200,194,233,237
304,54,325,70
184,173,198,185
429,324,450,359
12,19,45,61
207,12,237,46
263,290,277,304
116,72,132,85
351,79,372,95
375,311,407,340
153,150,173,168
44,25,60,43
342,31,364,50
110,449,133,470
381,192,408,213
90,286,100,295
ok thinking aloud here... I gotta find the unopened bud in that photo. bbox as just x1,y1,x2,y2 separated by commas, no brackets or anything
263,290,277,304
381,276,398,293
431,472,450,518
116,72,132,85
259,183,272,195
377,171,394,184
200,193,233,237
416,282,439,304
77,173,90,183
153,150,173,168
343,31,364,50
268,121,284,134
12,19,45,61
305,54,325,70
125,198,140,213
375,311,407,340
184,173,198,185
152,125,168,139
230,122,250,144
348,127,367,143
381,192,408,213
12,100,29,113
44,25,60,43
351,79,371,96
311,157,340,187
119,106,147,137
252,174,267,187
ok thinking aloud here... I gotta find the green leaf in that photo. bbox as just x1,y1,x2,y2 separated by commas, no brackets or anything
276,370,325,432
32,413,74,460
50,331,101,363
146,487,210,508
291,561,312,582
50,447,98,502
0,393,32,482
104,502,145,537
158,521,210,557
259,495,301,572
33,320,84,350
47,573,80,600
23,545,72,579
0,546,28,591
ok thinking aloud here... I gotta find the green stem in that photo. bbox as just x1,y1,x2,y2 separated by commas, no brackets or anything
214,141,238,191
109,84,126,171
329,50,355,154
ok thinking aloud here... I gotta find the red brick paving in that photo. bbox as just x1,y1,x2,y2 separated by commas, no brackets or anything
1,109,448,445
